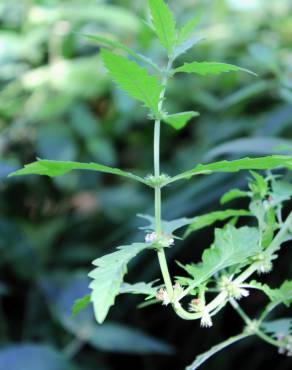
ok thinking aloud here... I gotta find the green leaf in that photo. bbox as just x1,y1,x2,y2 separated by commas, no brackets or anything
173,36,203,59
148,0,177,54
163,111,199,130
88,243,149,323
178,14,201,44
101,49,163,115
120,281,159,297
249,171,268,198
180,225,260,287
220,189,249,204
186,332,251,370
72,294,91,316
166,156,292,184
174,61,257,76
249,280,292,307
83,33,160,72
267,280,292,307
184,209,251,237
8,159,147,185
138,213,195,236
271,180,292,204
261,319,292,338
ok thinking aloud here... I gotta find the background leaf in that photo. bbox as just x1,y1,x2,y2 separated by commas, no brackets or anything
0,345,77,370
42,273,173,355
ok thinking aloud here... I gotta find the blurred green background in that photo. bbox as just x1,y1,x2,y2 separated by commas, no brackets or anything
1,0,292,369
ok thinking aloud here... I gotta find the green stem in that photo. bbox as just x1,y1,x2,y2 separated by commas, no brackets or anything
157,249,173,296
153,57,174,299
258,301,279,323
255,328,281,347
229,298,252,325
154,120,162,235
230,299,280,348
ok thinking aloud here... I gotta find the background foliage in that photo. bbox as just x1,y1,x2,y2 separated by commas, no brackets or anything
0,0,292,369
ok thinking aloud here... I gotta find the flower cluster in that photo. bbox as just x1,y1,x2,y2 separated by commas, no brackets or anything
218,276,249,299
145,173,171,187
189,298,213,328
145,232,174,248
277,334,292,357
155,282,185,307
252,252,276,274
156,287,171,306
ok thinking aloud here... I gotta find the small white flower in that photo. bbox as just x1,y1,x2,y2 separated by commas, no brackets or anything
172,282,184,303
158,234,175,248
156,287,171,306
200,311,213,328
189,298,203,312
218,276,250,300
145,232,157,243
276,334,292,356
145,232,174,247
236,287,250,299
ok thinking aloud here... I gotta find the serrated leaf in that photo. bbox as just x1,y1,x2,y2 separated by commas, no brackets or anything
249,280,292,307
178,14,201,44
180,225,260,287
184,209,251,237
166,155,292,184
163,111,199,130
261,319,292,338
268,280,292,307
83,33,160,72
8,159,147,185
148,0,177,54
88,243,149,323
174,61,257,76
186,332,250,370
101,49,163,115
220,189,249,204
72,294,91,316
